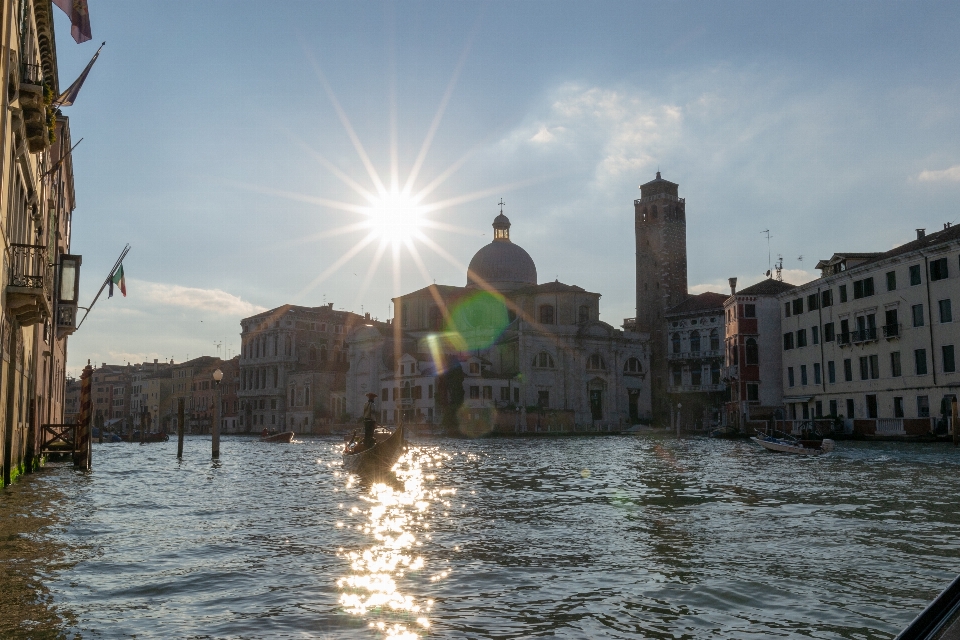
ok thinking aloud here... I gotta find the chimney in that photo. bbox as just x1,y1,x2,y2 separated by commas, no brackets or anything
917,228,926,239
154,358,158,364
728,277,737,295
328,302,334,309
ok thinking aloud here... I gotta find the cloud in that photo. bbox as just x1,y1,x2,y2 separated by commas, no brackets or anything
690,269,816,296
916,165,960,183
134,280,267,316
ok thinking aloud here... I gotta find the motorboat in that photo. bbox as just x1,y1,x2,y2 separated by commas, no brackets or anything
259,430,294,443
752,433,834,455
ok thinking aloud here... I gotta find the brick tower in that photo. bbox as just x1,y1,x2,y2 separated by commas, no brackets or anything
634,172,687,423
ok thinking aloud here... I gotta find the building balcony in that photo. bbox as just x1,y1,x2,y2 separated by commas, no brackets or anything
851,327,878,344
18,63,50,153
668,348,722,361
883,323,900,339
837,332,851,347
7,244,51,326
668,383,726,394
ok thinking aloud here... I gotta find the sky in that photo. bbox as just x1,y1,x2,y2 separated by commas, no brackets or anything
55,1,960,376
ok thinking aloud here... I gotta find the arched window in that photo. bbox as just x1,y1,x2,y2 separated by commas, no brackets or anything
711,362,721,385
539,305,555,325
308,346,317,362
290,387,295,405
578,305,590,324
285,335,292,356
690,331,701,353
672,333,681,354
586,354,606,370
429,306,443,331
532,352,556,368
623,357,643,375
710,328,720,351
320,346,327,362
745,338,759,365
305,387,310,406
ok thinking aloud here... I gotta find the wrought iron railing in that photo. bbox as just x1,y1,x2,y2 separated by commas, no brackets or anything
20,62,42,85
668,348,723,360
9,243,48,291
836,332,851,346
883,323,900,338
851,327,878,343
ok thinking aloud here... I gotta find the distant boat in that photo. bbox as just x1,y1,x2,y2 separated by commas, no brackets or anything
752,433,834,455
342,424,405,474
259,430,294,443
710,425,746,439
121,431,169,443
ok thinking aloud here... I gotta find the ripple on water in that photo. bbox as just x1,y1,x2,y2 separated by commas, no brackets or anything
2,436,960,638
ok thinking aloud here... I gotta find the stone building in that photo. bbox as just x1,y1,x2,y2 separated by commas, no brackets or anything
1,0,84,486
633,172,688,424
664,292,728,430
347,211,651,432
723,278,797,430
778,225,960,435
238,304,368,433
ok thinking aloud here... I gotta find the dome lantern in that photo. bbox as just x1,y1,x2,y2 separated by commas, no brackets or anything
493,199,510,241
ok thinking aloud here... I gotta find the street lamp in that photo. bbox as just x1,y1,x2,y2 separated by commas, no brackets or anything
212,368,223,459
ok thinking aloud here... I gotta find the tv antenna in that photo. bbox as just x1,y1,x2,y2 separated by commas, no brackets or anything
761,230,772,272
775,255,783,282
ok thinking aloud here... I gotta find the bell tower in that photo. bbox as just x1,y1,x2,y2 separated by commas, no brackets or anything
634,171,687,422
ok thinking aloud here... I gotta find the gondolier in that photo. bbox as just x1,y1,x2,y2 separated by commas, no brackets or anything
362,392,378,449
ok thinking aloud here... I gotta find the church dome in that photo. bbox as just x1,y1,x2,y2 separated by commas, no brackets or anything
466,213,537,291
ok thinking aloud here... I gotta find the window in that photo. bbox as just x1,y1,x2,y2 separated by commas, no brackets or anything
915,349,928,375
844,358,853,382
894,397,904,418
691,367,702,386
747,383,759,402
815,401,823,418
711,362,721,384
470,386,480,399
814,362,821,384
866,394,879,419
846,398,855,419
429,306,443,330
539,305,555,325
853,277,874,299
672,366,682,385
828,361,836,384
413,385,422,400
944,345,956,373
514,388,520,403
429,384,434,399
710,329,720,351
891,351,902,377
469,362,480,375
885,308,899,334
940,299,953,323
839,284,848,303
829,399,838,416
859,356,869,381
930,257,949,281
910,265,922,286
500,387,510,401
788,367,795,387
869,354,879,379
784,303,791,318
537,390,549,408
824,322,835,342
690,331,701,352
744,304,756,318
812,325,820,345
885,270,897,291
586,354,606,370
783,333,794,350
912,304,925,327
745,338,758,365
401,303,409,327
917,395,930,418
533,352,555,368
483,386,493,400
800,365,808,386
807,294,819,311
796,329,807,348
792,298,804,315
623,358,643,375
672,333,681,354
821,289,833,308
578,305,590,324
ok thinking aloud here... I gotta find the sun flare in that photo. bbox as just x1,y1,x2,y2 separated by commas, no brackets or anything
364,190,425,248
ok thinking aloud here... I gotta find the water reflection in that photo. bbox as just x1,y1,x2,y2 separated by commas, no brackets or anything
338,447,452,639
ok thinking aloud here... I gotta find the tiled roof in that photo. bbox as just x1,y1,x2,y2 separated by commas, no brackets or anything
666,292,728,315
736,279,797,296
509,281,589,296
867,224,960,265
397,284,466,299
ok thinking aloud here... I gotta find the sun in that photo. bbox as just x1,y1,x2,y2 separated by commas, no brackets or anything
364,189,425,248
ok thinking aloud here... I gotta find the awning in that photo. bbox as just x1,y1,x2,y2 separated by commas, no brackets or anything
782,395,814,403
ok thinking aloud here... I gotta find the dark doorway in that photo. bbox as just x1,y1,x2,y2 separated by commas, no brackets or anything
628,390,640,423
590,390,603,420
866,394,878,419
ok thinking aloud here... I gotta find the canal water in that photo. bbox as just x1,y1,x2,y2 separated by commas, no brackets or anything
2,434,960,639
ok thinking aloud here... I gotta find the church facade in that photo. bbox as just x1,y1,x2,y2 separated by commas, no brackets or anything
346,211,652,432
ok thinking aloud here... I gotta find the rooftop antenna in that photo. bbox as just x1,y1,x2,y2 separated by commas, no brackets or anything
761,230,772,272
775,255,783,282
797,255,804,272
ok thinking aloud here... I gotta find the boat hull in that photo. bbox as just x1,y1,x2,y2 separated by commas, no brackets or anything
342,424,405,473
752,436,834,455
260,431,294,443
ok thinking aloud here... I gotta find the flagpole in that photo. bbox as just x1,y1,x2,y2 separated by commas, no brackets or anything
43,137,82,178
76,243,130,330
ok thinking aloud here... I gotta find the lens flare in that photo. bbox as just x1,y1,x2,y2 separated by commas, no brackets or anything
445,290,511,350
364,190,425,248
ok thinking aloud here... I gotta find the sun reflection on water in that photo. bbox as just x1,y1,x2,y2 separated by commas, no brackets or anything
337,446,453,639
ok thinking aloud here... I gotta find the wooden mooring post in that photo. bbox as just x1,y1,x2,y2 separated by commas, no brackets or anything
177,398,185,459
74,363,92,470
953,399,958,447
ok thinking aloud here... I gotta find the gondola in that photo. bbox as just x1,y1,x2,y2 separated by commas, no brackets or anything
895,573,960,639
342,424,404,473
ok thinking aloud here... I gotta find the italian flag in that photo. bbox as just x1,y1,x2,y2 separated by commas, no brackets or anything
109,264,126,298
